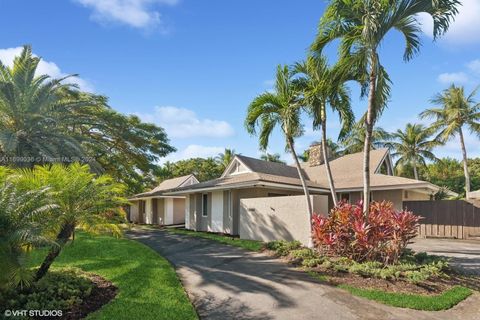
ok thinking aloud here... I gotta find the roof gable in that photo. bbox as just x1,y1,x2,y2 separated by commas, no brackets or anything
222,155,298,179
221,156,252,177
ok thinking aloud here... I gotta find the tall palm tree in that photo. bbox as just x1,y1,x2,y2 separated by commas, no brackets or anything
293,55,354,206
340,123,392,155
216,148,236,169
260,152,286,164
388,123,440,180
312,0,459,211
421,85,480,196
0,46,91,167
245,65,313,243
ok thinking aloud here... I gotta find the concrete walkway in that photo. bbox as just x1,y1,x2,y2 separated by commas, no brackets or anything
127,228,480,320
409,238,480,275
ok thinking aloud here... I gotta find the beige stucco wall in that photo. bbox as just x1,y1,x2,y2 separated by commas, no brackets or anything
173,198,185,224
402,190,431,201
186,187,304,235
372,190,403,211
239,195,329,246
340,190,406,211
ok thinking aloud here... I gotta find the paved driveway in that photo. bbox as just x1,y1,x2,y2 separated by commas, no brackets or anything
409,238,480,275
127,228,479,320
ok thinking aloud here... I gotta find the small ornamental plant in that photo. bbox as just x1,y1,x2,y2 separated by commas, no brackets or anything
312,201,421,265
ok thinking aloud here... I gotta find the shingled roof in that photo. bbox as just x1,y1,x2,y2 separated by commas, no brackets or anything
129,174,197,199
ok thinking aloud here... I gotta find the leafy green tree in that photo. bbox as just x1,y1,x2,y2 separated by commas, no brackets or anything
424,158,480,196
293,54,354,205
245,65,313,244
312,0,459,211
0,46,175,194
260,153,286,164
157,158,224,182
13,163,127,281
216,149,237,169
340,123,391,155
388,123,440,180
0,167,56,289
74,107,175,194
421,85,480,196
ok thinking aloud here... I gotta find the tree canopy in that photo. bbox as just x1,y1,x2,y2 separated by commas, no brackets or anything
0,46,175,194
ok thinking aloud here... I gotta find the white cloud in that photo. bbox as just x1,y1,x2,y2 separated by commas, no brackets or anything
161,144,224,163
418,0,480,44
136,106,234,139
0,47,93,92
437,72,469,84
467,59,480,75
74,0,178,30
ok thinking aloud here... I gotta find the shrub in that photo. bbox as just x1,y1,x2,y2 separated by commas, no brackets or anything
266,240,302,256
0,268,93,312
312,201,420,265
302,257,323,268
318,255,449,282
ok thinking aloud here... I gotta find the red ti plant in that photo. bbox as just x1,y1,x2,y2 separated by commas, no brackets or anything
311,201,421,265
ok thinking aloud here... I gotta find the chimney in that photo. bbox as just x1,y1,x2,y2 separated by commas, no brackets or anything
308,144,324,167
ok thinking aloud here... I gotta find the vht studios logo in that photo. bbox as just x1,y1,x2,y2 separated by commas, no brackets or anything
4,309,63,317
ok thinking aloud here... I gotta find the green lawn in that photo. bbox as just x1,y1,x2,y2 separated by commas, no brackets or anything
166,228,264,251
28,232,198,320
339,284,472,311
307,271,471,311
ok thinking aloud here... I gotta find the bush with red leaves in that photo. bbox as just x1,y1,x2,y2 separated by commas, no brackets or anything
312,201,421,265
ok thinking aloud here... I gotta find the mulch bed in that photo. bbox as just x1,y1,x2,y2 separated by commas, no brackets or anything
263,249,480,296
60,274,117,320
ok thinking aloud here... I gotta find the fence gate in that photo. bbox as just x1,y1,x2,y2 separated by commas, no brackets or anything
403,200,480,239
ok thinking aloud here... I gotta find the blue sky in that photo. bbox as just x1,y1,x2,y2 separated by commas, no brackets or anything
1,0,479,163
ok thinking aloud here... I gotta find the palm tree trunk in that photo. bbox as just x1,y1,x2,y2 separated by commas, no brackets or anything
287,138,313,245
363,57,377,214
321,116,337,206
412,159,419,180
35,222,74,281
459,127,471,197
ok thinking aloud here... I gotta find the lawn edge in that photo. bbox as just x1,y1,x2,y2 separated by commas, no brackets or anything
307,270,472,311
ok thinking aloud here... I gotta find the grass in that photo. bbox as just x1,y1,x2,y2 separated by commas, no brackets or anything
167,228,264,251
28,232,198,320
338,284,472,311
307,270,472,311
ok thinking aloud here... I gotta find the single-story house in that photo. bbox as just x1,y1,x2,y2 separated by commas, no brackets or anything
128,174,199,225
167,146,454,237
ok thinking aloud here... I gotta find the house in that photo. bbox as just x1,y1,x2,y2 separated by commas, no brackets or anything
167,146,451,240
128,174,199,226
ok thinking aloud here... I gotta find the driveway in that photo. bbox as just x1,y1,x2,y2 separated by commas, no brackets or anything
409,238,480,275
127,228,479,320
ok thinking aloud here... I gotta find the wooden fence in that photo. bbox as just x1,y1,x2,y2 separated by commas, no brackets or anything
403,200,480,239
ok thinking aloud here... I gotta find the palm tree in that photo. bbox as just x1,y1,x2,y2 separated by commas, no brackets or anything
245,65,313,243
0,168,56,289
13,163,128,281
340,123,392,155
0,46,91,167
260,153,286,164
216,148,236,169
312,0,459,211
421,85,480,196
388,123,440,180
293,54,354,206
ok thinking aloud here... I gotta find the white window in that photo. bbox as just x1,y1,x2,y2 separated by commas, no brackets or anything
202,194,208,217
